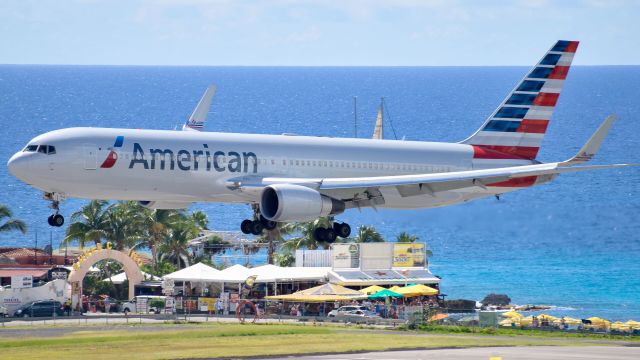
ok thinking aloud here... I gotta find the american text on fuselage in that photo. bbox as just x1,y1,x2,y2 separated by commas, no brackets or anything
128,143,258,173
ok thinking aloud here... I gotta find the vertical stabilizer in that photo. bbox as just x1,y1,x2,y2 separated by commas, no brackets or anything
183,85,217,131
462,40,579,161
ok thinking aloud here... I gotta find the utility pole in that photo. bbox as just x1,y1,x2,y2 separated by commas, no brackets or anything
34,231,38,265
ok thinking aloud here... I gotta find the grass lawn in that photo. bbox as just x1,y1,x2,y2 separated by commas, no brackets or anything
0,323,626,360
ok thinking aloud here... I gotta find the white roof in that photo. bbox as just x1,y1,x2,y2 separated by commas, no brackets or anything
163,262,220,281
102,271,161,284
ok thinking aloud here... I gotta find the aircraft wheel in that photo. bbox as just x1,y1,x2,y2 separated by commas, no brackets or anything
250,220,264,235
260,215,277,231
324,228,337,243
240,220,253,234
313,227,327,242
333,223,351,238
47,215,55,227
52,214,64,227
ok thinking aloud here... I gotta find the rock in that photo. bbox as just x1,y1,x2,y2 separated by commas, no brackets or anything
481,293,511,306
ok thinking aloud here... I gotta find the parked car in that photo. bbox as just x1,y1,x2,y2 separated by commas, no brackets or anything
328,305,370,317
13,300,65,318
122,295,166,315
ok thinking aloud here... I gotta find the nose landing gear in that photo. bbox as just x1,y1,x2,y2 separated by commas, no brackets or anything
44,192,65,227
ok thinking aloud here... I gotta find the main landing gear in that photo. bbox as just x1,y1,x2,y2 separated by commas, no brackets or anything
313,222,351,243
240,205,277,236
44,192,65,227
240,215,277,236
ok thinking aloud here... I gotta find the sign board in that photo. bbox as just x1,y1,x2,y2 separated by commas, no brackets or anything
392,243,427,268
332,243,360,269
11,275,33,289
198,297,216,312
165,297,175,314
48,268,69,280
360,243,393,270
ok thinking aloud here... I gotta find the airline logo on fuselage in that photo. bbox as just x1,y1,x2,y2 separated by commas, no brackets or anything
128,143,258,173
100,136,124,169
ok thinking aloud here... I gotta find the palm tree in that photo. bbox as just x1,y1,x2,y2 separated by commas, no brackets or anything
159,220,198,269
135,208,184,271
63,200,108,248
352,225,385,243
102,201,144,250
280,217,334,252
256,223,296,264
0,204,27,235
396,231,419,243
189,210,209,230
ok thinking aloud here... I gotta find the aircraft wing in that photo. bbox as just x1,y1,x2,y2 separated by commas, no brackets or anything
183,85,217,131
227,115,637,204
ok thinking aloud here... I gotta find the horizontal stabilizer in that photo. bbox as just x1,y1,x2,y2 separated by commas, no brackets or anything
561,115,616,166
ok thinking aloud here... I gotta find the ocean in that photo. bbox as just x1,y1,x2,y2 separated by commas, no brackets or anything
0,65,638,321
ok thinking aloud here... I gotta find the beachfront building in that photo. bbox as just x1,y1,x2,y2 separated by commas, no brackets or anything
161,242,440,314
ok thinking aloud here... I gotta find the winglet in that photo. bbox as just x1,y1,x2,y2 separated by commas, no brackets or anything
183,85,217,131
560,115,616,166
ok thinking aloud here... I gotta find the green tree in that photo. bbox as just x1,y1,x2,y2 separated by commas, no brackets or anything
0,204,27,235
190,210,209,230
352,225,385,243
63,200,108,248
159,220,198,269
256,223,296,264
102,201,144,250
280,217,334,252
136,208,184,271
396,231,419,243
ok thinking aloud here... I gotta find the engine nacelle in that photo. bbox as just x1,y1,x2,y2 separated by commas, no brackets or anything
260,184,345,222
138,201,192,210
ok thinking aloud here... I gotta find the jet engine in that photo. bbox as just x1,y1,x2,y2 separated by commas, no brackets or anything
138,201,192,210
260,184,345,222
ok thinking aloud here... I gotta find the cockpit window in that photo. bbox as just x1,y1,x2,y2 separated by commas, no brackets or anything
26,145,56,154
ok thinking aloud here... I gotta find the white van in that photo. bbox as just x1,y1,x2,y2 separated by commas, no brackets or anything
122,295,166,315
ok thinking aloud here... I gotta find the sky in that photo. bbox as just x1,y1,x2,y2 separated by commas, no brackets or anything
1,0,639,66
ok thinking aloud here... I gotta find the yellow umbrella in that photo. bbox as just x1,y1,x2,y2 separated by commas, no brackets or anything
611,321,632,332
501,310,523,319
586,317,611,329
264,283,363,303
360,285,385,295
389,285,403,292
395,284,439,297
499,318,518,327
625,320,640,330
537,314,559,321
553,316,582,325
519,316,533,326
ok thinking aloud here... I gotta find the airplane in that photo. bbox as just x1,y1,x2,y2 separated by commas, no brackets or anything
7,40,637,243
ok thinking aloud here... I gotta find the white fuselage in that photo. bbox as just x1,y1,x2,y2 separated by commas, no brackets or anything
8,127,541,209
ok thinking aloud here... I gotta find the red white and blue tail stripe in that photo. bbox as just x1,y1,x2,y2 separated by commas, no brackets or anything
462,40,579,163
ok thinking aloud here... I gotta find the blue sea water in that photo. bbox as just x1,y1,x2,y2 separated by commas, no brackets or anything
0,65,638,321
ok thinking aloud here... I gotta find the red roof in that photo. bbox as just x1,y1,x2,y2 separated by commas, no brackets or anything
0,269,49,278
0,248,49,259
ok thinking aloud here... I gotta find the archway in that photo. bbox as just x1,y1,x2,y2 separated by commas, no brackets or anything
68,247,144,309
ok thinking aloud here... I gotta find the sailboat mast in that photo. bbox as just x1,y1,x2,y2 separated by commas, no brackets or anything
353,96,358,138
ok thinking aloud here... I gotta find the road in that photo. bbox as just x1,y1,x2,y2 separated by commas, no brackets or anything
271,346,640,360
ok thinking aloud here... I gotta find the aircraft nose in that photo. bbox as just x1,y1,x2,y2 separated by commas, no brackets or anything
7,152,31,180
